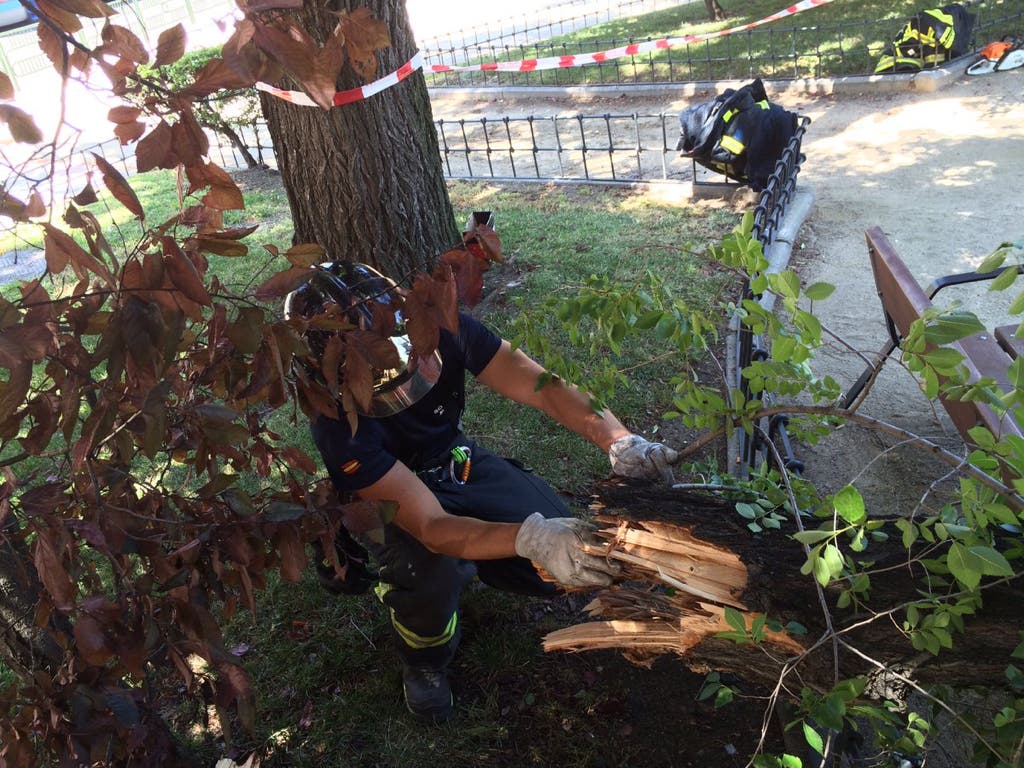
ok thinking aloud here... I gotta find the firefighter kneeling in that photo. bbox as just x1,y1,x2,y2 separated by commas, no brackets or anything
285,262,679,723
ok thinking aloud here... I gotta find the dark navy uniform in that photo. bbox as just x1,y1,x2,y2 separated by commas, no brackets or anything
312,313,567,669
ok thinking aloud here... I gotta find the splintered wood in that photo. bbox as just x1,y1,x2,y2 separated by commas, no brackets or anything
543,516,804,663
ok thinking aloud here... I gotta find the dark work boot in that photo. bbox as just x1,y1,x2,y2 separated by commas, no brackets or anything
402,665,454,723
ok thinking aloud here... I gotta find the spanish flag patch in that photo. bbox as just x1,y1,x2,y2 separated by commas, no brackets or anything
341,459,361,475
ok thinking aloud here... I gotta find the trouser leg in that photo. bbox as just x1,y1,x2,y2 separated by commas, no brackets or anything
365,524,474,669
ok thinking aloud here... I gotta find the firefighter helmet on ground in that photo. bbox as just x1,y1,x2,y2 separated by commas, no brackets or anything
284,262,442,418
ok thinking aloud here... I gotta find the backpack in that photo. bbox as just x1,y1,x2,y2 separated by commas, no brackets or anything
675,79,800,192
874,4,976,74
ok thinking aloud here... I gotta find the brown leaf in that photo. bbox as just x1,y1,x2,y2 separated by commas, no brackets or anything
0,324,53,368
155,23,186,68
43,222,90,275
46,0,114,18
252,21,335,110
465,224,503,263
92,153,144,218
226,307,265,353
403,271,458,356
281,446,317,474
69,47,90,74
100,23,149,65
34,0,83,32
0,362,31,422
343,343,373,413
72,181,98,206
114,120,145,146
339,7,390,81
254,267,311,301
321,332,342,395
0,104,43,144
73,614,114,665
0,190,44,222
191,235,248,258
37,23,67,73
135,120,175,172
196,163,244,211
162,237,211,306
440,247,487,307
182,56,252,98
0,71,12,100
285,243,325,268
33,529,76,612
25,190,45,218
108,105,141,124
170,108,208,166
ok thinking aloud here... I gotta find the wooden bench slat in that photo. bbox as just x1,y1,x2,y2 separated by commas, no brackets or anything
995,324,1024,360
865,226,1023,442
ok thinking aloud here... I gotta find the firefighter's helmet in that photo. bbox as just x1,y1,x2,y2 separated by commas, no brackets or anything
284,262,441,417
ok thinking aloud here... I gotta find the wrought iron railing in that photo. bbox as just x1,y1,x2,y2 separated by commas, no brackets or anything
731,117,813,477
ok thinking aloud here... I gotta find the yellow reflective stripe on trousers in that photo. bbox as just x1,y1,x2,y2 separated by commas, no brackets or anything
390,609,458,650
374,582,458,650
719,134,745,155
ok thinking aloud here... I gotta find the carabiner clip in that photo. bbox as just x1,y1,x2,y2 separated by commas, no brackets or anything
448,445,472,485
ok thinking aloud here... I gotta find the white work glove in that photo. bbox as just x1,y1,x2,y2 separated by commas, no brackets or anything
608,434,679,483
514,512,619,588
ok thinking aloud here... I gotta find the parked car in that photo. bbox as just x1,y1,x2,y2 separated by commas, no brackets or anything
0,1,35,33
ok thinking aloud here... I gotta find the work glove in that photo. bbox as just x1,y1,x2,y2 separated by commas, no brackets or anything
608,434,679,483
514,512,620,588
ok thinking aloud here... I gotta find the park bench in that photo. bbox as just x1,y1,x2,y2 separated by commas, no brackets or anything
843,225,1024,442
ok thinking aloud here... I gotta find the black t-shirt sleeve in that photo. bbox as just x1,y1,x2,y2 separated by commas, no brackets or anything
457,313,502,376
311,415,396,493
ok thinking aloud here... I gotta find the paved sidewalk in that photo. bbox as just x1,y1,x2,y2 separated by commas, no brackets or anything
0,249,44,285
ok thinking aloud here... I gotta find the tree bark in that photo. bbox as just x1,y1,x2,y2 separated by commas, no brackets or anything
584,481,1023,697
259,0,459,280
704,0,728,21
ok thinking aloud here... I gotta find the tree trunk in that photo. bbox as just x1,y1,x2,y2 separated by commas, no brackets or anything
583,482,1022,696
0,525,64,678
704,0,728,21
259,0,459,279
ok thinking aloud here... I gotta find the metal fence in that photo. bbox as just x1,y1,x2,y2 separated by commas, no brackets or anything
424,0,1024,88
436,112,687,183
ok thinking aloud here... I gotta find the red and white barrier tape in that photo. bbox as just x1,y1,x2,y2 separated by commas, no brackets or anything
428,0,834,73
258,0,833,107
256,51,424,107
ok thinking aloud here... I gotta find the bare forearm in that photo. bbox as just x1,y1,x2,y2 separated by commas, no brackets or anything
413,516,520,560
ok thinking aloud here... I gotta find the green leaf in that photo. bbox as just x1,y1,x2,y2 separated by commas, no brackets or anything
736,502,759,520
947,542,982,590
923,347,964,369
969,546,1014,577
834,485,866,525
989,265,1019,292
1009,291,1024,316
724,605,746,633
803,722,824,756
822,544,845,578
1010,357,1024,390
977,250,1009,274
923,312,985,344
793,529,835,546
967,425,996,450
813,555,832,586
804,282,835,301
